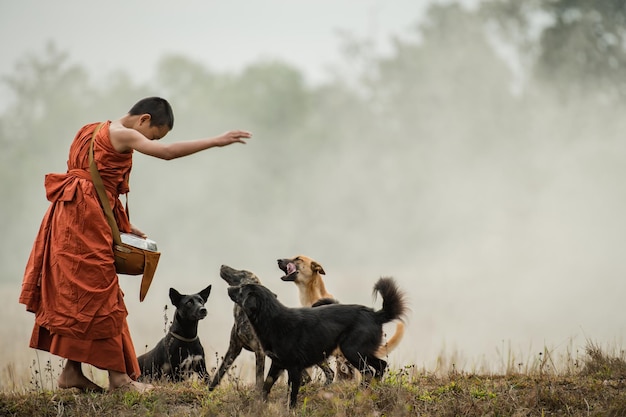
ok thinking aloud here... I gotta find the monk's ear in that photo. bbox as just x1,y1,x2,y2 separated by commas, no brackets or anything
139,113,151,126
169,288,182,307
312,261,326,275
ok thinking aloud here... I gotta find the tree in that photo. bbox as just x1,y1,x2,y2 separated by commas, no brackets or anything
370,3,515,144
482,0,626,102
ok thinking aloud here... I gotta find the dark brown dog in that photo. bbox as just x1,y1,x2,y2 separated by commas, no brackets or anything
208,266,265,391
225,266,408,409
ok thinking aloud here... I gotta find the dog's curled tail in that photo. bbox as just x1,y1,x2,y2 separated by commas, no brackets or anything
373,277,408,325
373,277,408,358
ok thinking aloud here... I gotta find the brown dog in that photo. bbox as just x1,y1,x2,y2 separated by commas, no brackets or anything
278,255,406,362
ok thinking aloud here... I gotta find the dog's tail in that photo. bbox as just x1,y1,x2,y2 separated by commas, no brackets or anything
375,322,405,358
373,277,408,325
373,277,408,358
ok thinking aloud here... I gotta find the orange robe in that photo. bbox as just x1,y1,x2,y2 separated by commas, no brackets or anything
19,121,140,378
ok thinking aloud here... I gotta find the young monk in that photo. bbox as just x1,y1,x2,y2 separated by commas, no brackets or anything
19,97,252,393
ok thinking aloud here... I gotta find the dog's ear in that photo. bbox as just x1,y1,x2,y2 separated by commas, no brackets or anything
169,288,182,307
312,261,326,275
199,284,212,302
242,291,259,313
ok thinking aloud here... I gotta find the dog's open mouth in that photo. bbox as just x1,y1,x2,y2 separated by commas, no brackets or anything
278,260,298,281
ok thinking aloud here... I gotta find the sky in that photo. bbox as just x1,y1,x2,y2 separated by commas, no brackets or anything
0,0,450,88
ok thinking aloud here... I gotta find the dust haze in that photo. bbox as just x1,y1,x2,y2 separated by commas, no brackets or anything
2,1,626,386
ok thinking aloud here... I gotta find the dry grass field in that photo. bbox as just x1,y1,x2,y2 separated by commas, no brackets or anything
2,344,626,417
3,284,626,416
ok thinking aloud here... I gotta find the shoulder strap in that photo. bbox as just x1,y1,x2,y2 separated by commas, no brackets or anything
88,122,123,246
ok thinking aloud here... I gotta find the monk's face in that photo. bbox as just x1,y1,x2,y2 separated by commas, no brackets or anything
144,124,170,141
135,114,170,141
135,122,170,140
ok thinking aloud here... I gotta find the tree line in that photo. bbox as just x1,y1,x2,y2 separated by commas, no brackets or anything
2,0,625,283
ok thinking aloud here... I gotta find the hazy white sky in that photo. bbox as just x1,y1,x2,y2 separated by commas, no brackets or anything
0,0,458,86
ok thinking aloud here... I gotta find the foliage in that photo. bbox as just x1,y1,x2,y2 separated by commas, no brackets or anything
482,0,626,101
580,341,626,380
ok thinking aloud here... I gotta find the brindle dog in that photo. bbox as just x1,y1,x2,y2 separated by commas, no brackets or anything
209,265,266,391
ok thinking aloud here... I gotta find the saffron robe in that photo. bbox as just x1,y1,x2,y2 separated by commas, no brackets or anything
19,121,140,378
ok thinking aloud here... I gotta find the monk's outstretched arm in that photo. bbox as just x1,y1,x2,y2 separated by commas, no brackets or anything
113,128,252,160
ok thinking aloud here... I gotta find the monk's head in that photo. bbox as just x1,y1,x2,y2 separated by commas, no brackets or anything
128,96,174,141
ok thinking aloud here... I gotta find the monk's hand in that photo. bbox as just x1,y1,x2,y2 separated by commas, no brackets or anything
214,130,252,147
130,224,147,238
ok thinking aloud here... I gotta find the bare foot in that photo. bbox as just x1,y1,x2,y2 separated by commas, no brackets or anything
58,365,105,392
108,371,154,393
110,380,155,393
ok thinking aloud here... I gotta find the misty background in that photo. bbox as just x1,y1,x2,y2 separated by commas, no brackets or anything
2,0,626,385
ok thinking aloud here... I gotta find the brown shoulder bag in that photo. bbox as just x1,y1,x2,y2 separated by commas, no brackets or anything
88,122,161,301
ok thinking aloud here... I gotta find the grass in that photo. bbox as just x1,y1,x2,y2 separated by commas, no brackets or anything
1,342,626,416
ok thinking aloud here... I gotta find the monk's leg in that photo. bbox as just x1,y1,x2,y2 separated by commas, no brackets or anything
108,370,154,393
58,360,104,392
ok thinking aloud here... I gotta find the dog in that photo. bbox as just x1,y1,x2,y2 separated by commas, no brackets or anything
276,255,347,382
278,255,406,357
224,265,408,408
277,255,406,375
208,265,266,391
137,285,211,382
277,255,337,307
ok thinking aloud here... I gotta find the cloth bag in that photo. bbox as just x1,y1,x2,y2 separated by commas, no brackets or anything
88,123,160,301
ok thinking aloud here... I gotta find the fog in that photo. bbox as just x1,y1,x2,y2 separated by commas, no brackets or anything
0,0,436,97
2,0,626,387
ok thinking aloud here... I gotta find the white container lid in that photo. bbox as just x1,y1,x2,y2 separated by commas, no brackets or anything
120,233,158,251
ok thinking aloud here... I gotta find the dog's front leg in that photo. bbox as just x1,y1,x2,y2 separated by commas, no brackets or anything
286,367,303,409
262,361,282,402
209,337,243,391
254,350,265,391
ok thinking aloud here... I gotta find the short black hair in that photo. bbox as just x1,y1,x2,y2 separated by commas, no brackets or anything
128,97,174,130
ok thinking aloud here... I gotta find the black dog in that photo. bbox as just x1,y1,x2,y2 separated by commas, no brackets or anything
224,266,408,408
208,265,266,391
137,285,211,381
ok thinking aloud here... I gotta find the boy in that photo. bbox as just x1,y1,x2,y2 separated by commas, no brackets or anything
20,97,251,392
